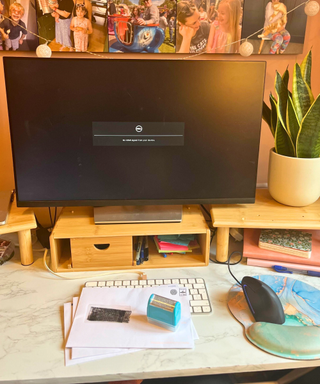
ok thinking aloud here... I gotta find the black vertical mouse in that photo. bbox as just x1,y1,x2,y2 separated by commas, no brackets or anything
241,276,285,324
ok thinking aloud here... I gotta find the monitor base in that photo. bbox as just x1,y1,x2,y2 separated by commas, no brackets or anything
94,205,182,224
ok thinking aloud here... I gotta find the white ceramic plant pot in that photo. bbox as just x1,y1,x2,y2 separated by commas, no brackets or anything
268,148,320,207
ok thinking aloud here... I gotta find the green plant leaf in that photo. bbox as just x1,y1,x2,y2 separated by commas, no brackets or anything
275,71,288,132
292,63,312,123
270,94,277,137
296,94,320,158
275,116,295,157
286,95,300,150
262,101,271,131
301,50,312,88
282,67,289,89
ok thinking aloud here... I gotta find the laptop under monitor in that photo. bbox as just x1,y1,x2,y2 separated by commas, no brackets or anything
0,191,13,225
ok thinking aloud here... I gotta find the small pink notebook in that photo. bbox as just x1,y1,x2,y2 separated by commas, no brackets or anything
243,229,320,267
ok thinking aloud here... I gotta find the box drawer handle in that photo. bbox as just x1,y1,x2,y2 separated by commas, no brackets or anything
93,244,110,250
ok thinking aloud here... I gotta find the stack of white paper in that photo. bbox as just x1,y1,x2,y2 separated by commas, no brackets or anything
64,285,198,366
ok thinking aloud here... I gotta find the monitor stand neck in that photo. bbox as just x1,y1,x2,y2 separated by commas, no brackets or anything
94,205,183,224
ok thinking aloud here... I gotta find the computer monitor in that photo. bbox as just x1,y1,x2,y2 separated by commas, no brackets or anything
4,58,265,222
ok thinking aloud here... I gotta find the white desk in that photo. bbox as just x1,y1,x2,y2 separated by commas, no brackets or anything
1,249,320,384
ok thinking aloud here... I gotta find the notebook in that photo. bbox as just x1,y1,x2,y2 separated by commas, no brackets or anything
259,229,312,259
243,228,320,267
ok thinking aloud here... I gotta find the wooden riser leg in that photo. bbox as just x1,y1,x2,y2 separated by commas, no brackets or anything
216,227,230,262
18,230,34,266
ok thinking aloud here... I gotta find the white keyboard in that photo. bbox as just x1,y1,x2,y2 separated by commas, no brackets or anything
85,277,212,315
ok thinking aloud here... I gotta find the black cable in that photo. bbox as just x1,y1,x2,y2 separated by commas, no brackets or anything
210,250,242,266
210,229,217,245
48,207,53,228
200,204,211,220
227,251,242,285
53,207,57,225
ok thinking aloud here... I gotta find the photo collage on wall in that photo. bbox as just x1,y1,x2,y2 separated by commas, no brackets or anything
0,0,309,54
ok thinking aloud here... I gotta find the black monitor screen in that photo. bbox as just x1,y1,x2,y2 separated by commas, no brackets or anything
4,58,265,207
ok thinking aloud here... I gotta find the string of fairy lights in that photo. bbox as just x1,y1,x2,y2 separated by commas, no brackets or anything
0,0,319,58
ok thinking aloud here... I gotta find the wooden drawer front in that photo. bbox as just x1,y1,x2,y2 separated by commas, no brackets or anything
71,237,132,268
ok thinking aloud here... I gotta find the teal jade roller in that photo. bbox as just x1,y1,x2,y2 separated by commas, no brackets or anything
147,294,181,331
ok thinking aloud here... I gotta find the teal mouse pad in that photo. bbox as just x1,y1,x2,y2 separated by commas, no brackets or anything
228,275,320,360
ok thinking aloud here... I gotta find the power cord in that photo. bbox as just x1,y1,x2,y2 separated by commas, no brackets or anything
200,204,217,244
210,250,243,286
42,249,148,280
210,250,242,266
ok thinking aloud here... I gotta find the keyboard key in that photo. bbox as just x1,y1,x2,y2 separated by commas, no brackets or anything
201,292,208,300
148,280,155,285
86,282,98,287
180,279,188,284
188,278,196,284
123,280,130,286
139,280,147,285
190,289,198,295
193,307,202,313
115,281,122,286
193,294,201,300
106,281,114,286
163,279,172,285
196,278,204,283
190,300,209,307
202,306,211,313
198,289,206,295
171,279,179,284
131,280,139,286
98,281,105,287
185,284,192,289
193,283,205,289
190,307,193,313
156,279,163,285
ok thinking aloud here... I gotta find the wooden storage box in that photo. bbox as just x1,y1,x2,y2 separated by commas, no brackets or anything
71,236,132,269
49,205,210,272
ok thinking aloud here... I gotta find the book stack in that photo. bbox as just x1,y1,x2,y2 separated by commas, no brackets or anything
153,235,200,257
244,228,320,272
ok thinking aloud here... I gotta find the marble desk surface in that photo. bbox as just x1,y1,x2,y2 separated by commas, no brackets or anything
1,242,320,384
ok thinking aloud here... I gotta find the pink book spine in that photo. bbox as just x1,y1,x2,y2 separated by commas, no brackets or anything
247,258,320,272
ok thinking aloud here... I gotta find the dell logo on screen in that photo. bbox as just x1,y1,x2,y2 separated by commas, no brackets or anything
135,125,143,133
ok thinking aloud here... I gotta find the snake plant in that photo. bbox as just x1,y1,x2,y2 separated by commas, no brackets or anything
263,50,320,158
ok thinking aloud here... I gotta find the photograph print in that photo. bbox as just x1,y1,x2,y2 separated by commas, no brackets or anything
241,0,308,54
176,0,244,54
0,0,39,51
108,0,176,53
36,0,108,52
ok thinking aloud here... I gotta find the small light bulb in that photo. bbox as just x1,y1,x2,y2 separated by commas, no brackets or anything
36,43,52,58
305,0,320,16
239,41,254,57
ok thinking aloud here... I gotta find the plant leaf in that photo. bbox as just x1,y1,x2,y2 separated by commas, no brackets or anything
262,101,271,131
301,50,312,88
296,94,320,158
282,67,289,90
286,95,300,151
270,94,277,137
292,63,311,123
275,116,295,157
275,71,288,132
